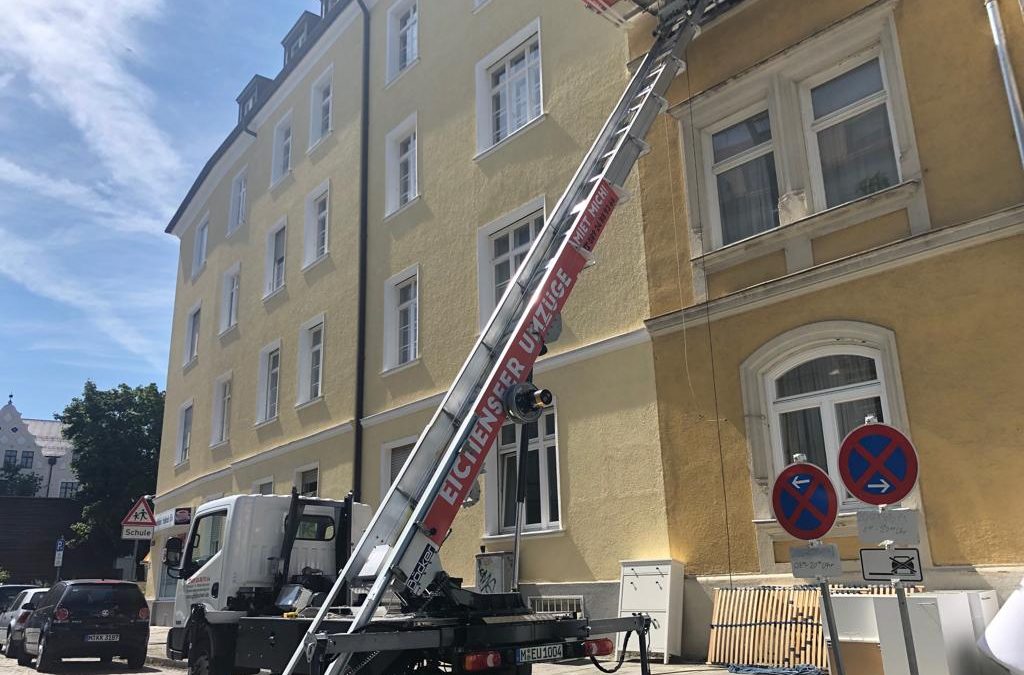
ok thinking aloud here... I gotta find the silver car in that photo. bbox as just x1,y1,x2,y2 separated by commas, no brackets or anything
1,587,47,659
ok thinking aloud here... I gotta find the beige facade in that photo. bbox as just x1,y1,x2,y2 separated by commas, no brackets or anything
151,0,669,626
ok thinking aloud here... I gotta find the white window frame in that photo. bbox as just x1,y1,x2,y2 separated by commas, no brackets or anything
210,372,233,446
265,218,287,298
294,462,320,497
482,402,562,537
303,180,331,267
676,6,927,281
474,19,543,155
740,321,913,516
252,477,275,495
296,313,326,406
219,262,241,334
385,112,418,216
228,168,248,234
183,301,202,366
256,339,283,423
380,436,418,500
309,66,334,149
386,0,419,82
176,399,195,465
191,216,209,278
271,111,294,187
382,264,419,372
476,196,545,330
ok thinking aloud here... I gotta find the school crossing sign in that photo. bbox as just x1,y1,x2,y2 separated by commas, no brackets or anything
839,423,919,505
772,462,839,541
121,496,156,541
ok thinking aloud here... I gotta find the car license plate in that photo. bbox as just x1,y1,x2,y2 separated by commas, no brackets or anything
516,643,564,664
85,634,119,642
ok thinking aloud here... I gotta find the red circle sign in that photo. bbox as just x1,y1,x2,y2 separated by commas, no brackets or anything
771,462,839,541
838,423,919,505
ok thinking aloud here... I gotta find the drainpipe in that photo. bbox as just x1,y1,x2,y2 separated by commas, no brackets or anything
986,0,1024,169
352,0,371,502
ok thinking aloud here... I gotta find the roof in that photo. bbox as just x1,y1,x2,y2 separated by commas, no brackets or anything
283,11,321,47
24,418,72,458
165,0,356,235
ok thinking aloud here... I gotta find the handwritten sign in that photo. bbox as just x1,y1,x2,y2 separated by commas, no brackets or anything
790,544,842,579
857,508,919,545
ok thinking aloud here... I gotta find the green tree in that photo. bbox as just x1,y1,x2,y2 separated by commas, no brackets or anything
0,567,9,583
58,382,164,551
0,462,43,496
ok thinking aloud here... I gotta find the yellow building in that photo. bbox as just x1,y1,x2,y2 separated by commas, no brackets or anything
150,0,670,627
629,0,1024,657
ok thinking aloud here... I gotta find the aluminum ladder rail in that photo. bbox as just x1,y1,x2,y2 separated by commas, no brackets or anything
280,6,708,675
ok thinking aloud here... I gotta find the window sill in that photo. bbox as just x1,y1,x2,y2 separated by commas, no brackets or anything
295,396,324,411
209,440,229,450
269,170,293,191
481,526,564,543
474,113,548,162
302,253,330,273
381,357,420,377
182,357,198,373
263,284,287,303
190,263,206,282
254,416,279,429
226,222,244,238
697,180,921,274
307,132,332,156
218,323,238,339
472,0,493,13
174,459,190,471
385,58,420,90
384,194,422,222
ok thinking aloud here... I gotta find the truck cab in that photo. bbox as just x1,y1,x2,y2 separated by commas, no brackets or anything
164,492,369,674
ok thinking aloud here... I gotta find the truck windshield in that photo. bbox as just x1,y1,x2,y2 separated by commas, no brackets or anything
186,510,227,574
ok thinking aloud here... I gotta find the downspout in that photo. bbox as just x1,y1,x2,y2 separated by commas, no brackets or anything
352,0,371,502
986,0,1024,169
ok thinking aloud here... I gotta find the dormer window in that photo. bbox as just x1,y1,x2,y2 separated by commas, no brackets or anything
283,12,320,67
240,95,256,121
321,0,341,16
286,29,307,65
236,75,271,126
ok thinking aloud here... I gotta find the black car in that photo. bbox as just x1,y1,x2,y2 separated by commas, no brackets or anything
19,580,150,672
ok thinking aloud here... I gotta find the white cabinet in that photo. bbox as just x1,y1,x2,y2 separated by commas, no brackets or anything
618,559,683,664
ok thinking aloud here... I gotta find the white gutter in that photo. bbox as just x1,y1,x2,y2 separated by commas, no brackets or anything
987,0,1024,168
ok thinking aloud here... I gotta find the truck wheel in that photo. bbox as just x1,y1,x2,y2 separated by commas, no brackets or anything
188,634,232,675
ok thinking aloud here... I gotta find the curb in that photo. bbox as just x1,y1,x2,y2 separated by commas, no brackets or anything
146,655,187,670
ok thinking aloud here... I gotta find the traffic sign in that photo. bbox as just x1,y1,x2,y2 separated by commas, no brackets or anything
121,525,154,541
860,547,923,582
857,507,920,545
839,424,918,505
772,462,839,540
121,496,156,527
54,537,64,568
790,544,842,579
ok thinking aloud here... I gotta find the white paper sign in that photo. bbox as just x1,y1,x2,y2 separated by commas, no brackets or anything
790,544,842,579
857,508,919,545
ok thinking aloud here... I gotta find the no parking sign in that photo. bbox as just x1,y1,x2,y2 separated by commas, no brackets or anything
771,462,839,541
839,423,919,505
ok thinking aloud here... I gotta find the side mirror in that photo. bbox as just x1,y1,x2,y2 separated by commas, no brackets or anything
21,603,35,611
163,537,183,568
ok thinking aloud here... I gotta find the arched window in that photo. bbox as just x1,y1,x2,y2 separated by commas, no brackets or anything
741,321,909,512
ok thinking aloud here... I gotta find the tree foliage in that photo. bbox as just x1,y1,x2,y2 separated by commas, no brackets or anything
58,382,164,550
0,462,43,496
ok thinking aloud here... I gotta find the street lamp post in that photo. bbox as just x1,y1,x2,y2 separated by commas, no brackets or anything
41,447,66,498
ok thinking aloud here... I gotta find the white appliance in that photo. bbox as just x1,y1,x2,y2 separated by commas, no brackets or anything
617,559,684,664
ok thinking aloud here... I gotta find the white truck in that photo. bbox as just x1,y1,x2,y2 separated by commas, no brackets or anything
164,2,709,674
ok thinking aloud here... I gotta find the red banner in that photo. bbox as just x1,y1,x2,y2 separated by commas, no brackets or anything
421,180,619,545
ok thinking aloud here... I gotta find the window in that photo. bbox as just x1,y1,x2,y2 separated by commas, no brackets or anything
805,57,899,208
385,113,418,215
158,537,183,598
491,406,560,534
476,22,542,152
296,514,335,540
258,344,282,422
211,375,232,445
185,305,201,364
297,315,325,404
220,264,240,333
297,466,319,497
382,441,415,497
253,479,274,495
58,481,78,498
387,0,419,81
491,211,543,307
383,267,419,371
19,450,32,469
266,221,287,296
285,28,307,65
192,218,208,277
272,113,293,185
679,8,924,263
3,449,15,467
304,182,330,265
178,402,193,464
184,511,226,576
229,169,247,233
710,110,780,245
310,67,333,147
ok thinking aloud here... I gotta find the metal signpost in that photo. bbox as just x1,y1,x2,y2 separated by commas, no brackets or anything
840,423,922,675
53,536,64,581
121,496,157,582
772,457,845,675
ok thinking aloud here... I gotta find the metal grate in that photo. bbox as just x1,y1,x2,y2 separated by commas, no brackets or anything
528,595,586,616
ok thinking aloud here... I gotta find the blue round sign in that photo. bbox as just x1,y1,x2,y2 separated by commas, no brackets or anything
772,462,839,540
839,423,919,505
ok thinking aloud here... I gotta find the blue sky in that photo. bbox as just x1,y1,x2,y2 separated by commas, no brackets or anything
0,1,321,419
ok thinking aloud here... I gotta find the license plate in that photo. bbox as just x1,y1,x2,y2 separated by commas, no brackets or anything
516,643,564,664
85,634,119,642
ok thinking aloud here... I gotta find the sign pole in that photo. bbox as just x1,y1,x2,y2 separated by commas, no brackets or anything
883,509,920,675
810,538,846,675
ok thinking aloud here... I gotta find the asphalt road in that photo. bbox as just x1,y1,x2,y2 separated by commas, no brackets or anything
0,656,171,675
